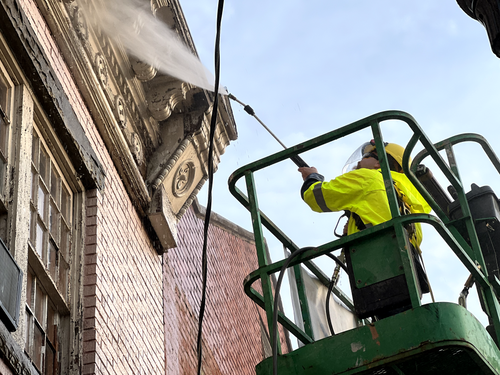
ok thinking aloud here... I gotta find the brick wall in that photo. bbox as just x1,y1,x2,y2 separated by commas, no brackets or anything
81,185,165,375
164,203,291,375
0,358,13,375
18,1,166,374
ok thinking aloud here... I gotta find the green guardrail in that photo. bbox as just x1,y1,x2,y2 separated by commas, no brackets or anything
228,110,500,358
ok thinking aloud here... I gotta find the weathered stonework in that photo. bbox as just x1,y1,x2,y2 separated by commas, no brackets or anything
0,0,105,191
0,321,37,375
31,0,238,251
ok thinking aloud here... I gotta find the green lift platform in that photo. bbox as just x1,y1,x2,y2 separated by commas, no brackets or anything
228,111,500,374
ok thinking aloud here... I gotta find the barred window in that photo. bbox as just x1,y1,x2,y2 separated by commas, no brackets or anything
26,126,73,375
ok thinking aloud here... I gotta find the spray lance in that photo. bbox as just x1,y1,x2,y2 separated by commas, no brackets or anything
229,94,352,339
228,94,309,168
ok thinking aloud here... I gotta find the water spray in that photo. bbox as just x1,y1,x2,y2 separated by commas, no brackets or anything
228,94,309,168
84,0,226,94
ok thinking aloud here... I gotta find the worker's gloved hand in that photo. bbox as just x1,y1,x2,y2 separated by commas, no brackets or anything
298,166,318,181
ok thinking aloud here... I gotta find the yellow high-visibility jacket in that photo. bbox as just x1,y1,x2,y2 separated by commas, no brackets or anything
302,168,432,247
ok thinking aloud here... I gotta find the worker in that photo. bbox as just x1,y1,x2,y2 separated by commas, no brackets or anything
298,140,432,295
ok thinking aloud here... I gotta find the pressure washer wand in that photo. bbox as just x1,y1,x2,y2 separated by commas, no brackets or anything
228,94,309,168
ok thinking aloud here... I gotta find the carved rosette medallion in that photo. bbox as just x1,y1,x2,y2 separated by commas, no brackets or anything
172,161,195,198
72,7,89,41
94,53,108,87
114,95,127,128
130,132,143,164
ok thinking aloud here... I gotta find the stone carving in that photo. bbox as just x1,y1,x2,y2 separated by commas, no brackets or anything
172,160,195,198
130,132,143,164
114,95,127,128
147,81,194,121
147,85,176,121
94,53,108,87
131,58,158,82
72,7,89,42
152,2,177,29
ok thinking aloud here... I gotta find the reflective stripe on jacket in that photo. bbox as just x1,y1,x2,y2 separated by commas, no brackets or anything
301,168,432,246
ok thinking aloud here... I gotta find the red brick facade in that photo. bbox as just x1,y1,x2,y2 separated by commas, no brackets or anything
164,204,290,374
82,188,164,374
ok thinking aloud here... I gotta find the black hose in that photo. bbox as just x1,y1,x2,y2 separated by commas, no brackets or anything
324,253,350,336
325,253,349,274
196,0,224,374
326,278,336,336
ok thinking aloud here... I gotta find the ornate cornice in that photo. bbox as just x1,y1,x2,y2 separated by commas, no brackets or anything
151,134,193,190
29,0,237,248
0,0,105,190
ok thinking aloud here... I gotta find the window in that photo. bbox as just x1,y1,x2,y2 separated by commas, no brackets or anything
0,73,9,165
26,126,73,375
0,73,10,243
25,268,58,374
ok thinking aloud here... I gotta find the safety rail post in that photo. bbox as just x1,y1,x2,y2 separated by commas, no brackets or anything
245,170,283,354
291,262,314,340
371,120,422,309
408,133,500,348
442,143,488,274
229,182,316,343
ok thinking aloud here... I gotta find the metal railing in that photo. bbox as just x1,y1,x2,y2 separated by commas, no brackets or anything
228,110,500,352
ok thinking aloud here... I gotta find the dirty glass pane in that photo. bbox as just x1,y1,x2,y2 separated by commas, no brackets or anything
39,147,48,184
26,269,34,309
0,115,7,157
25,311,31,354
0,157,4,196
47,302,56,344
31,169,36,202
60,222,71,261
58,258,69,301
35,283,45,324
36,220,45,259
32,133,39,168
33,322,44,371
50,165,60,206
38,185,47,222
61,185,70,223
46,342,55,375
29,208,36,246
47,241,57,280
0,72,8,156
0,75,7,113
0,79,6,108
49,201,59,243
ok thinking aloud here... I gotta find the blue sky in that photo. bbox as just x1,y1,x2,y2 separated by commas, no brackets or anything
181,1,500,335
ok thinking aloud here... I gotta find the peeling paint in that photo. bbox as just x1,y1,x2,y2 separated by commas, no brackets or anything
369,324,379,340
351,341,365,353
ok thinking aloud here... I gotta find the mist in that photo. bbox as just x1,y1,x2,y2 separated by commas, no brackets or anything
83,0,226,94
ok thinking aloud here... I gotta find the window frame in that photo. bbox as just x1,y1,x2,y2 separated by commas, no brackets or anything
0,22,87,375
0,59,14,237
23,114,82,375
29,126,74,306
